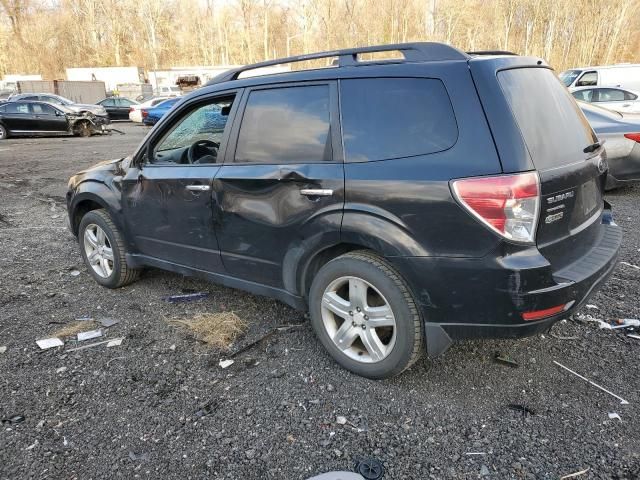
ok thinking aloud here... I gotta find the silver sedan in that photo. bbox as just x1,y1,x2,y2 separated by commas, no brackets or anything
579,101,640,189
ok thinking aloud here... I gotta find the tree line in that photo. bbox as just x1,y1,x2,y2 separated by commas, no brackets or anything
1,0,639,79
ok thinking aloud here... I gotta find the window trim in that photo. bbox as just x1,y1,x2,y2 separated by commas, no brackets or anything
135,89,241,168
225,80,343,166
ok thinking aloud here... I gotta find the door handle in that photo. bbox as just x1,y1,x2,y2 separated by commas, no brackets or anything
300,188,333,197
186,184,210,191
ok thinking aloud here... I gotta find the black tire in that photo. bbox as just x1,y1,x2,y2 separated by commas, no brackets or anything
309,250,423,379
78,209,141,288
0,124,7,140
74,120,92,137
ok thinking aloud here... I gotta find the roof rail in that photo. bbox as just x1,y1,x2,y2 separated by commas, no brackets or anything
467,50,517,56
206,42,469,86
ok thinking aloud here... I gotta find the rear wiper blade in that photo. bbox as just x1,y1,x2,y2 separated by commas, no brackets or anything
583,141,601,154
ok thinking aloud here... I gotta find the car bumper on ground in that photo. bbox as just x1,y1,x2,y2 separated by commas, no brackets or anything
390,212,622,357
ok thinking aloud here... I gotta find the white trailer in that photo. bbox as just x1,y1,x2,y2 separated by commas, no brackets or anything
65,67,146,92
1,74,42,92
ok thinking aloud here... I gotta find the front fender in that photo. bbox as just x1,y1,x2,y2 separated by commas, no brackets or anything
68,181,123,235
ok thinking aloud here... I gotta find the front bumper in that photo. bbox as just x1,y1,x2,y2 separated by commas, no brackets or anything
390,216,622,356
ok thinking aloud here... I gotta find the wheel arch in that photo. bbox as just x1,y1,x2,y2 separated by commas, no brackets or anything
69,184,123,236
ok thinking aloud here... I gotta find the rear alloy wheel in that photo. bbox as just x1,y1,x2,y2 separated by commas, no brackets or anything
78,209,140,288
309,251,423,379
0,124,7,140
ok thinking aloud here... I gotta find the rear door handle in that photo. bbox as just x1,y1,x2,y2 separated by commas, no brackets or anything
186,184,210,191
300,188,333,197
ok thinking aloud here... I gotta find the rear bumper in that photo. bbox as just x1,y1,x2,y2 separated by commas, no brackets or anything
390,215,622,356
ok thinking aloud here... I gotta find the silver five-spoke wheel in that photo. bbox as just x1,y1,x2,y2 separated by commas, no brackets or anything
321,276,396,363
83,224,114,278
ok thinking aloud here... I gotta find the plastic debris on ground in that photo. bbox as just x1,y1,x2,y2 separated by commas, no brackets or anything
353,458,384,480
585,304,598,309
164,292,209,303
0,346,6,354
219,359,234,369
36,338,64,350
1,415,25,425
77,329,103,342
336,416,348,425
128,451,150,462
99,318,120,328
553,360,630,405
66,338,124,353
493,352,519,368
608,412,622,421
107,338,123,347
560,467,590,479
627,334,640,340
619,261,640,270
306,473,365,480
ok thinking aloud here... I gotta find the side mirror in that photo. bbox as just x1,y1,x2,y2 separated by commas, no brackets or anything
55,111,63,116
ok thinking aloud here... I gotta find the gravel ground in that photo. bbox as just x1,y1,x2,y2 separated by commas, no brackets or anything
1,124,639,480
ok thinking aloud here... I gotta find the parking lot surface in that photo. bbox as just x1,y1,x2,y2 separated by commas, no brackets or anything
1,124,639,479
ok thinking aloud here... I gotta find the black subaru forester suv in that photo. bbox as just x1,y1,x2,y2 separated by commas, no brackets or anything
66,43,621,379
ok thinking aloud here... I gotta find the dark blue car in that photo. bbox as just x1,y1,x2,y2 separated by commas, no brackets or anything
142,98,180,126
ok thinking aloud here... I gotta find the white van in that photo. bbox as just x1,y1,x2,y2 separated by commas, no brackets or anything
560,64,640,91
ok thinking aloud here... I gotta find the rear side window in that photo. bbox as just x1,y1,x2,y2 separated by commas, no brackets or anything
498,68,596,170
6,103,29,114
625,91,638,101
597,89,625,102
340,78,457,163
235,85,332,163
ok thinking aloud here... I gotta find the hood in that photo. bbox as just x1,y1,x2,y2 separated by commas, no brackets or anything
68,157,126,190
67,103,107,116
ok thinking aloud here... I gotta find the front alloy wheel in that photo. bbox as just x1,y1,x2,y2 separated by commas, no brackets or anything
83,223,114,278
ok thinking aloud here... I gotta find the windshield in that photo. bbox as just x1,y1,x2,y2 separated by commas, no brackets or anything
559,69,582,87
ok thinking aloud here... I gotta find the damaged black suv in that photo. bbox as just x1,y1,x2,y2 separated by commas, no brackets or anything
66,43,621,379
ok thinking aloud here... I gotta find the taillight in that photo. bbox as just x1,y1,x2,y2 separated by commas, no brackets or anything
451,172,540,244
129,107,134,113
142,110,148,118
624,133,640,143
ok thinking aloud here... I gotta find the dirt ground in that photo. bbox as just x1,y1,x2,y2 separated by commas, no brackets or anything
1,124,639,480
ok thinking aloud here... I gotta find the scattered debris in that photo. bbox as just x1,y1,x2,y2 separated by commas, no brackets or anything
56,366,67,374
336,416,348,425
69,269,81,277
219,359,234,369
228,323,304,358
66,338,124,353
615,318,640,328
36,338,64,350
507,404,536,417
608,412,622,421
493,352,519,368
99,318,120,328
164,292,209,303
194,400,218,418
107,338,123,347
560,467,590,479
0,346,6,354
354,458,384,480
52,320,98,339
480,465,490,477
1,415,25,425
128,451,149,462
627,334,640,340
465,452,488,456
306,473,365,480
620,261,640,270
77,329,103,342
169,312,247,350
553,360,630,405
585,304,598,310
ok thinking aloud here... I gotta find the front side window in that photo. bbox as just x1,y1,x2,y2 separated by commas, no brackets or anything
576,71,597,87
151,96,234,165
235,85,332,163
340,78,458,163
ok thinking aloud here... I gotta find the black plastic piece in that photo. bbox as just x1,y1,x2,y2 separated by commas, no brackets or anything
354,458,384,480
467,50,517,56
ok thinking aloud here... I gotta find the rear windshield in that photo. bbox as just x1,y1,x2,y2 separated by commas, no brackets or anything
498,68,596,170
